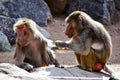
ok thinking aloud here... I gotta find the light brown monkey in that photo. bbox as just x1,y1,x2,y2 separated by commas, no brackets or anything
55,11,117,79
13,18,59,72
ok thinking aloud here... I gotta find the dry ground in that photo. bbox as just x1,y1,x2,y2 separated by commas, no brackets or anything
0,15,120,71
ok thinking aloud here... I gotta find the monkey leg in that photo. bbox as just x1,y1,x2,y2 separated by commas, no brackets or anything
75,49,102,72
104,64,119,80
45,49,63,68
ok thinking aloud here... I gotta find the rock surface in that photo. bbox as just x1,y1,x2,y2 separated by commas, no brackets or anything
0,63,113,80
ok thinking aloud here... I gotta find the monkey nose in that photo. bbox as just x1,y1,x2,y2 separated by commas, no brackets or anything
17,37,24,42
18,37,22,40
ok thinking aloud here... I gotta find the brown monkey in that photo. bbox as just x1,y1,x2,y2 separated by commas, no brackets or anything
55,11,117,79
13,18,59,72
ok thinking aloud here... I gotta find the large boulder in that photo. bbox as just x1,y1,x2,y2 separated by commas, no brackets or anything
2,0,52,27
0,16,16,45
0,0,52,45
66,0,120,25
0,31,11,51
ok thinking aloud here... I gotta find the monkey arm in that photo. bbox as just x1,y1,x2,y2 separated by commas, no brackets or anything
55,29,93,55
69,28,93,55
69,41,92,55
14,46,25,66
14,45,33,72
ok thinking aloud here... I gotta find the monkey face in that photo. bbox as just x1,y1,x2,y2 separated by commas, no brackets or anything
64,23,78,38
16,24,32,46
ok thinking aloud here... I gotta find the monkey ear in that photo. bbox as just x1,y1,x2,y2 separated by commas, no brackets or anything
78,15,86,26
78,15,82,21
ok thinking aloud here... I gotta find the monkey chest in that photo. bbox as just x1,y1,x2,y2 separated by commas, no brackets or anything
22,46,41,59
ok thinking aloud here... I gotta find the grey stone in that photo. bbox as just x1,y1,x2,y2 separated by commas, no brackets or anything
0,16,16,45
2,0,52,27
0,31,11,51
66,0,120,25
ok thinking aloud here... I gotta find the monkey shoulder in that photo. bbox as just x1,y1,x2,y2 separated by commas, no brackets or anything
79,28,94,37
73,28,93,41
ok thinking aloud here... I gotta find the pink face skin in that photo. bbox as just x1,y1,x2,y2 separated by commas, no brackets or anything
64,24,74,38
16,24,29,46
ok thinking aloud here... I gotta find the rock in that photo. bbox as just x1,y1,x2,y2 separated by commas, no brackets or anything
0,63,112,80
44,0,68,15
2,0,52,27
0,63,52,80
0,31,11,51
66,0,120,25
114,0,120,10
0,0,52,45
0,16,16,45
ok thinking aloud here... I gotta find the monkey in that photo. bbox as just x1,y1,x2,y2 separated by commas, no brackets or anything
13,18,60,72
55,11,118,79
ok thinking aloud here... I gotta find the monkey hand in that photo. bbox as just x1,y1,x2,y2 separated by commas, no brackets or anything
55,40,69,47
20,63,33,72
